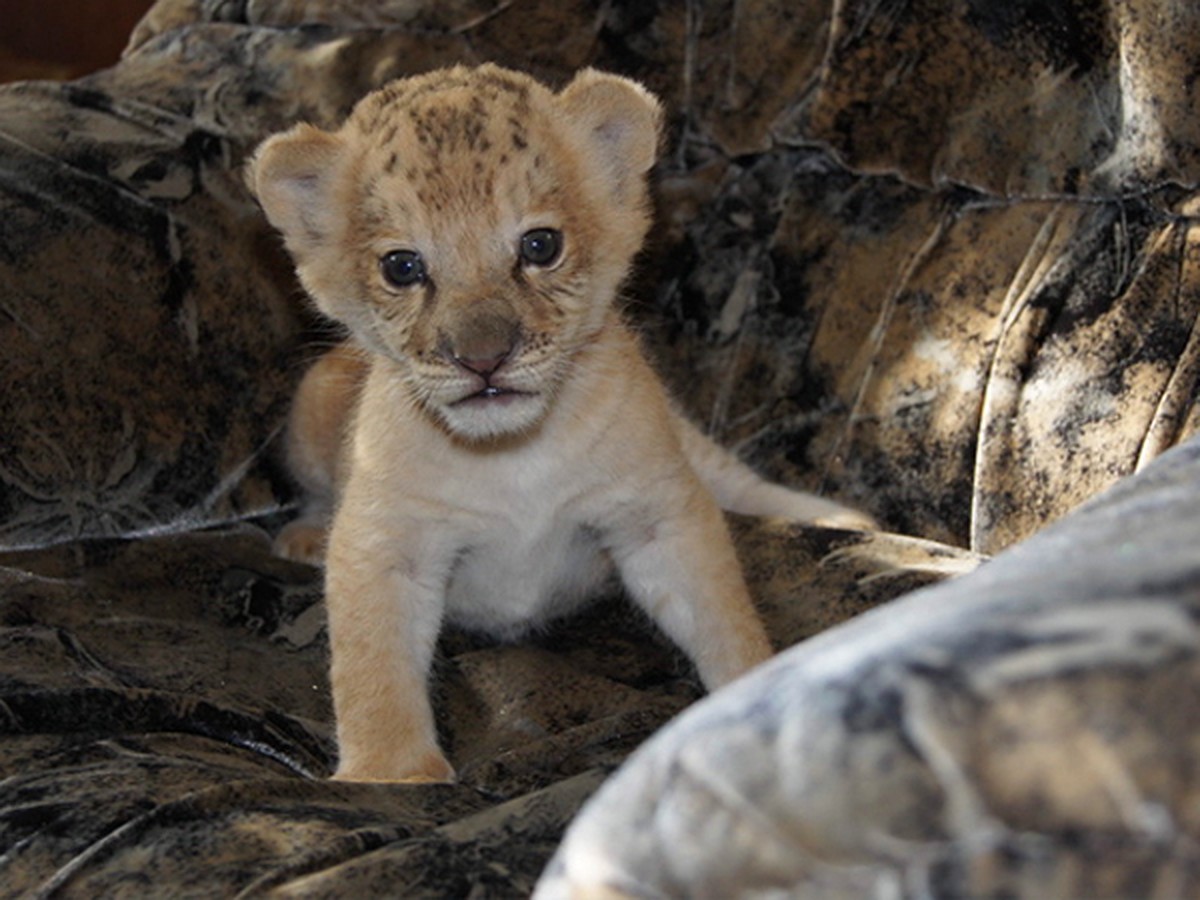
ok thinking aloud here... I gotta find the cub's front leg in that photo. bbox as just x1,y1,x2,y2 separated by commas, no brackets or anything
608,476,773,690
323,493,456,783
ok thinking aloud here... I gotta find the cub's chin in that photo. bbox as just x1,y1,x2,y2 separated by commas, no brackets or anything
433,388,550,443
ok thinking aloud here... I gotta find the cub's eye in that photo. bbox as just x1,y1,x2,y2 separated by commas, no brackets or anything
519,228,563,267
380,249,426,287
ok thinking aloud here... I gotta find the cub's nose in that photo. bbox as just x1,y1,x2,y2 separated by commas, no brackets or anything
439,312,521,378
452,351,509,377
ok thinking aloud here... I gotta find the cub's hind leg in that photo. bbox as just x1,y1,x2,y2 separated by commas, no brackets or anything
274,342,367,565
672,413,877,531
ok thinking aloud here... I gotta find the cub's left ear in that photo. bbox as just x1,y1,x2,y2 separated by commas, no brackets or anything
557,68,663,202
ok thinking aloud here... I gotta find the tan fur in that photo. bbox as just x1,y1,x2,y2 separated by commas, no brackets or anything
249,64,874,783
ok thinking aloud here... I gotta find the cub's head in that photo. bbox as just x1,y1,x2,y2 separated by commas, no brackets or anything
249,64,661,441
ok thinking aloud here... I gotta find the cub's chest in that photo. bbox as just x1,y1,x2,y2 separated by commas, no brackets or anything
441,479,618,637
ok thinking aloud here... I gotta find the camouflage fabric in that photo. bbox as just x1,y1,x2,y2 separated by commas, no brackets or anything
1,0,1197,895
539,435,1200,899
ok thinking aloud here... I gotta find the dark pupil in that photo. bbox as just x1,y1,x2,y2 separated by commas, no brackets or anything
521,229,561,266
381,250,425,287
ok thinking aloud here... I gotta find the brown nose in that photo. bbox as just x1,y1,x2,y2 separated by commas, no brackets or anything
452,352,509,377
439,312,521,377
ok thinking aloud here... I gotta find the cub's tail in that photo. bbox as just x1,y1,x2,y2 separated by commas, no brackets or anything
672,413,877,531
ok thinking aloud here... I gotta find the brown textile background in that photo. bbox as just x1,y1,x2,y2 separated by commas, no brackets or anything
1,0,1198,895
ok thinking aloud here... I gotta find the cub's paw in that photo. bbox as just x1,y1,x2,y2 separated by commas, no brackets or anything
274,520,327,566
333,750,457,785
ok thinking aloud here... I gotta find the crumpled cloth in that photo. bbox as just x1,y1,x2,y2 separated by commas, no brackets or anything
1,0,1199,895
539,434,1200,899
6,0,1200,555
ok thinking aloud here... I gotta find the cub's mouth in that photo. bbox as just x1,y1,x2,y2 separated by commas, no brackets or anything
436,377,549,439
452,386,535,406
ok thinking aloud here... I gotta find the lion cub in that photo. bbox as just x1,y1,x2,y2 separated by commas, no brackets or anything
249,64,873,783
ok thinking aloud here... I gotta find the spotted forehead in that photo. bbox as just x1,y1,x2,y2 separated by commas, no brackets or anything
350,69,568,218
351,68,540,160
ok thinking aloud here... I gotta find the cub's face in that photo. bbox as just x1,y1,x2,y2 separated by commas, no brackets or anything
250,65,661,441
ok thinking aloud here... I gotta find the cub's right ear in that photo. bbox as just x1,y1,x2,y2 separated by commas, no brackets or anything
247,123,344,259
557,69,662,205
